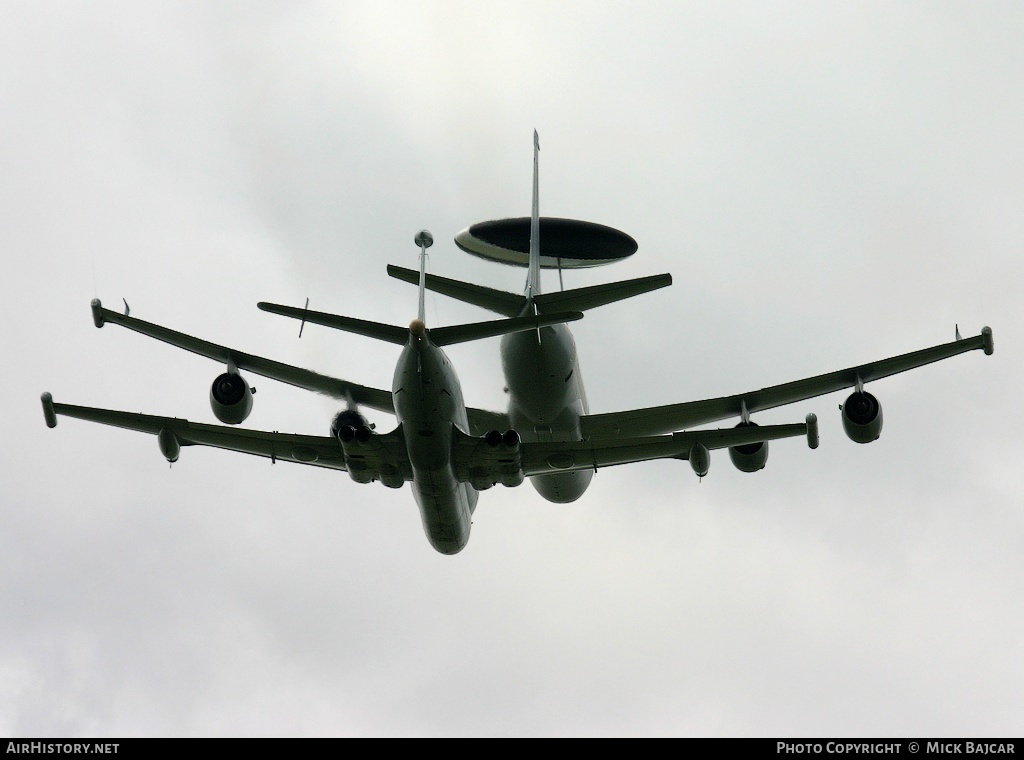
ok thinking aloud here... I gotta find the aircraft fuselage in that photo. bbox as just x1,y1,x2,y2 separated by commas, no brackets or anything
501,321,592,503
393,325,477,554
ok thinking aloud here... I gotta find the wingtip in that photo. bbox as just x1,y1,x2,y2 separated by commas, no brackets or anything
805,413,819,449
90,298,105,328
41,392,57,428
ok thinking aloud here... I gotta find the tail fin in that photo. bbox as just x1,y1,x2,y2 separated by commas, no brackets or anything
526,129,541,304
386,134,675,324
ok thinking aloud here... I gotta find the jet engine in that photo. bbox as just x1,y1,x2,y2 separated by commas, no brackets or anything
336,421,375,483
331,408,371,439
478,429,524,488
210,372,253,425
841,390,883,443
728,421,769,472
336,424,372,444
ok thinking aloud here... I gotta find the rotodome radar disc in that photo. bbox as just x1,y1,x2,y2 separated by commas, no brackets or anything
455,217,638,268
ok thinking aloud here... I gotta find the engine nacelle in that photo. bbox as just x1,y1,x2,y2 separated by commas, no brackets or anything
331,409,370,439
481,429,524,487
210,372,253,425
336,421,376,483
841,390,883,443
728,421,769,473
337,424,372,444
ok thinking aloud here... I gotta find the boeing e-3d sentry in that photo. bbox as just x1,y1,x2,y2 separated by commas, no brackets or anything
40,137,994,555
389,130,672,503
387,131,995,505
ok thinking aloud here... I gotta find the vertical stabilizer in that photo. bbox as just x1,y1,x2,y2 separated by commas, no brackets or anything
526,130,542,304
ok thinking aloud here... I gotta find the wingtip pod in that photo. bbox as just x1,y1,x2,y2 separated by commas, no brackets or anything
41,392,57,428
805,413,819,449
982,326,994,356
91,299,105,328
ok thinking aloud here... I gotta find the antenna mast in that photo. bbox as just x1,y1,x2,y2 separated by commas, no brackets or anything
414,229,433,323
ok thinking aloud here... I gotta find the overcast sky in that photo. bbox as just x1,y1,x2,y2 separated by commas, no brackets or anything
2,0,1022,738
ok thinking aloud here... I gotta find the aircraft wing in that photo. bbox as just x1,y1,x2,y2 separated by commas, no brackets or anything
465,407,511,437
581,327,994,438
43,394,347,469
41,394,412,479
454,416,817,483
521,420,816,476
43,393,812,485
90,299,394,414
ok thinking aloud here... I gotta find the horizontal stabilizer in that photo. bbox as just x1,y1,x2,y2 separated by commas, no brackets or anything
430,311,583,347
388,266,672,317
388,265,524,317
258,300,581,347
534,273,672,313
258,302,409,345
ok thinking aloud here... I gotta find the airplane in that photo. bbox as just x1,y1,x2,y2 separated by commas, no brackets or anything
39,136,994,554
41,230,823,554
386,131,996,503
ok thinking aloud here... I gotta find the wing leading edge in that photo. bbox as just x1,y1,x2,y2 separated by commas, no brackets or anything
42,393,409,482
582,327,994,439
90,299,394,413
88,299,511,437
42,393,350,469
44,390,814,486
454,415,818,484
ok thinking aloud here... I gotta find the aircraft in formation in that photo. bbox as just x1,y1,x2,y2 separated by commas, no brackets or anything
41,133,994,554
